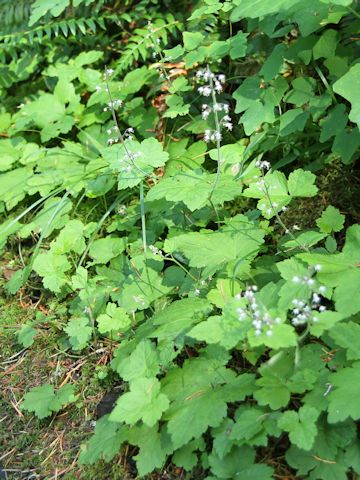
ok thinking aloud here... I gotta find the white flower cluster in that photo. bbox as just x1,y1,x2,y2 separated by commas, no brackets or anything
201,102,229,119
236,286,281,337
103,99,123,112
255,160,271,171
149,245,163,256
291,292,326,326
291,265,327,325
197,69,233,143
204,130,222,143
196,69,226,94
117,204,127,216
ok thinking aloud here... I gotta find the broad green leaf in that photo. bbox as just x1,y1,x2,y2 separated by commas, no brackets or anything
230,0,298,20
33,252,71,292
183,31,204,50
17,323,37,348
163,95,190,118
51,219,85,254
20,197,72,239
188,315,250,349
165,216,264,271
0,166,32,210
332,128,360,164
278,405,319,450
328,362,360,422
333,64,360,127
209,445,274,479
22,383,76,419
309,311,344,337
316,205,345,233
103,137,169,189
110,377,169,427
88,237,126,264
150,298,212,340
64,316,92,350
329,322,360,360
230,407,265,442
97,303,131,334
319,104,348,142
287,169,318,197
79,415,127,464
248,323,297,350
313,29,338,59
128,424,173,477
229,31,248,59
117,340,160,381
29,0,70,25
279,109,309,137
147,171,241,211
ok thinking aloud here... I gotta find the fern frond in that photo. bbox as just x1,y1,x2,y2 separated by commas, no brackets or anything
115,14,181,73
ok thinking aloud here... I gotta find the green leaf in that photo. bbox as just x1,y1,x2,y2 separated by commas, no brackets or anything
0,166,32,210
109,378,169,427
79,415,127,464
29,0,70,26
17,323,37,348
316,205,345,233
278,405,319,450
128,424,173,477
230,0,298,20
329,322,360,360
183,31,204,51
163,95,190,118
162,355,254,448
319,104,348,142
33,252,71,293
209,445,274,479
97,303,131,334
188,315,250,349
88,237,126,264
147,171,241,211
22,383,76,419
248,323,297,350
104,137,169,189
313,29,338,59
328,362,360,423
51,219,85,254
150,298,212,340
333,64,360,127
64,316,92,351
116,340,160,381
165,217,264,272
332,128,360,164
287,169,318,197
279,109,309,137
229,31,248,59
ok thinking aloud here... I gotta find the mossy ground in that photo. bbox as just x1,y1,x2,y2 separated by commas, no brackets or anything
0,294,129,479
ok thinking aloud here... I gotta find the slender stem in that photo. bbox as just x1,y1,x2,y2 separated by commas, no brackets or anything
140,181,147,254
208,66,222,202
260,170,309,253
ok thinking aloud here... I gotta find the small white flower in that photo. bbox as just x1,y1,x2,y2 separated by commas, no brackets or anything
314,264,322,271
105,68,114,76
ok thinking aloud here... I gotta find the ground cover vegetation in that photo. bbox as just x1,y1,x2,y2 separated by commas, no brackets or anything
1,0,360,478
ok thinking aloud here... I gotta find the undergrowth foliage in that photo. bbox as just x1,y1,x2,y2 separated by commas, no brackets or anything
1,0,360,478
